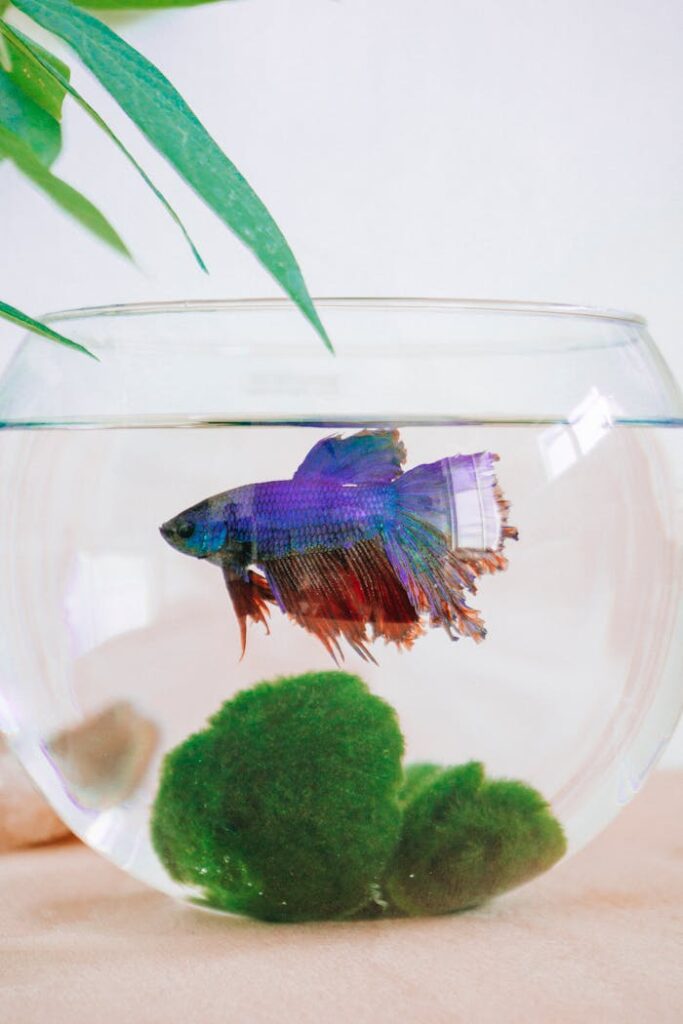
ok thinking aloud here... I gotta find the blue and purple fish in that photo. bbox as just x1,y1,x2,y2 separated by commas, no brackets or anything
160,430,517,661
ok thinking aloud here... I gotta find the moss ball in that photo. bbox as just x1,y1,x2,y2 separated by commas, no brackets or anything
397,762,443,807
151,671,404,922
384,761,567,916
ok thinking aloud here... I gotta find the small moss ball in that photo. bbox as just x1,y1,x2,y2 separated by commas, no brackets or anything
151,671,404,922
384,761,567,916
397,763,443,807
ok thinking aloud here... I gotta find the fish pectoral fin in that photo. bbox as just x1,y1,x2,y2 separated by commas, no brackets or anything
222,566,275,658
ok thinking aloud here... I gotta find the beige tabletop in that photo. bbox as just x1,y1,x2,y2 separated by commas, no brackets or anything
1,772,681,1024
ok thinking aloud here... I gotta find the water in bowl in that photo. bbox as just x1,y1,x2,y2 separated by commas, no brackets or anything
0,414,680,918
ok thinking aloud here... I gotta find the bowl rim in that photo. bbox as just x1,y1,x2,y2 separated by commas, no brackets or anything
42,296,647,327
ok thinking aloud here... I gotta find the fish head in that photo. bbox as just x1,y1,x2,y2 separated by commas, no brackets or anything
160,496,232,560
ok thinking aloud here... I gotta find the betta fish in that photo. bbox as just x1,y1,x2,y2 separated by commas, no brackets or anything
160,430,517,662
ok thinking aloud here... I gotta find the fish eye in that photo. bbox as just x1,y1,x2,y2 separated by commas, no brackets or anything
176,520,195,540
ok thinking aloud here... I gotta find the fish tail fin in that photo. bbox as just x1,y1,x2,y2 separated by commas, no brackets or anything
395,451,512,552
383,520,488,642
223,567,274,658
387,451,516,641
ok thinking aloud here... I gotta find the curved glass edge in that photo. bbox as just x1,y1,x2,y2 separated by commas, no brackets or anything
42,296,647,328
1,298,681,427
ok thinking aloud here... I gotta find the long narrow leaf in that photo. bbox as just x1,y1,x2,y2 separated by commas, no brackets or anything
0,10,10,67
0,300,96,358
0,123,130,255
73,0,222,7
3,30,70,121
0,60,60,164
0,22,207,272
11,0,331,350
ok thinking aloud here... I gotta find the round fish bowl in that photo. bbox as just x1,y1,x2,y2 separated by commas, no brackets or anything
0,298,681,922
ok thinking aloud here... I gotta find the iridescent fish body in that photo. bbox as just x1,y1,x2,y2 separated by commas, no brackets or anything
160,430,517,661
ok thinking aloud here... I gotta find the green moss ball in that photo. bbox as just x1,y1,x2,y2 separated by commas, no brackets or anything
151,671,404,922
384,761,567,916
397,762,443,807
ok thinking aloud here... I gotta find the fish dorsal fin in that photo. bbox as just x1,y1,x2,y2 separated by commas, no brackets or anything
294,429,406,483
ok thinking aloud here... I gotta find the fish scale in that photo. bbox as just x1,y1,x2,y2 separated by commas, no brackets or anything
245,480,394,560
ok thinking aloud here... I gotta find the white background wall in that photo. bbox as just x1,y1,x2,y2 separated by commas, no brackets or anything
1,0,682,762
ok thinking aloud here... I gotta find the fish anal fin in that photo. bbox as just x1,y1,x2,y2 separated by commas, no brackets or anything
263,549,374,662
293,429,406,484
262,538,421,661
343,540,424,650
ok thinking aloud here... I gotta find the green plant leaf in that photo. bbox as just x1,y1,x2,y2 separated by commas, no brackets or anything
0,300,96,358
0,60,60,164
0,22,207,271
0,123,130,255
11,0,331,351
2,29,70,121
72,0,222,7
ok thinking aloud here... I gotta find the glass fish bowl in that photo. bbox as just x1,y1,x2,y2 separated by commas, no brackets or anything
1,298,682,923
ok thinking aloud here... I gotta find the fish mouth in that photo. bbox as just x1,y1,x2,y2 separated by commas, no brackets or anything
159,522,174,543
159,522,188,549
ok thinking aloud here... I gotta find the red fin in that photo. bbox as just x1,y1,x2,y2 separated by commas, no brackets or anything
263,539,423,661
344,540,425,650
267,551,372,662
223,567,274,657
493,480,519,543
